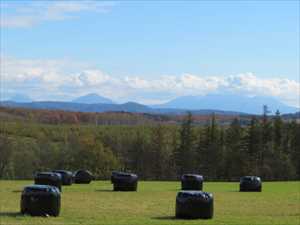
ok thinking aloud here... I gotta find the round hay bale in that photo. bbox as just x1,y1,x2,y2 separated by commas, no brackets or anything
240,176,262,192
176,191,213,219
34,172,62,192
21,185,61,217
181,174,203,190
52,170,73,186
73,170,94,184
111,171,138,191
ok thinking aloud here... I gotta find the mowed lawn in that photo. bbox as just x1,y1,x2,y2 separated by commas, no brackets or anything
0,181,299,225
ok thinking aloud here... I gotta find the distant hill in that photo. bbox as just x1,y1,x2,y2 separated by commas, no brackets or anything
0,106,249,126
0,100,246,115
0,101,155,113
72,93,113,104
282,111,300,120
3,92,297,115
156,94,298,114
3,93,297,115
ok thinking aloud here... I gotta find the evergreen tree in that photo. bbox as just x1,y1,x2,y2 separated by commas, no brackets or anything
149,124,166,180
224,118,246,180
273,110,283,151
175,112,196,176
218,126,226,180
168,126,179,180
127,130,147,177
0,106,298,181
198,114,221,180
260,105,274,179
289,120,300,179
245,116,261,175
0,134,12,178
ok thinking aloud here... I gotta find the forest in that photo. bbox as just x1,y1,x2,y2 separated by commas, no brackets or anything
0,107,299,181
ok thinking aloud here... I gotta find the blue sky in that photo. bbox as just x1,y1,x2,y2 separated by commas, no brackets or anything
1,1,299,106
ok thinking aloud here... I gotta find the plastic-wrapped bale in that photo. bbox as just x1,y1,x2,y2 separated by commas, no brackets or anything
34,172,62,192
52,170,73,185
176,191,213,219
111,171,138,191
240,176,262,192
21,185,61,217
74,170,94,184
181,174,203,190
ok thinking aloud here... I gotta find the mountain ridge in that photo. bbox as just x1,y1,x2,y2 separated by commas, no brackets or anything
155,94,298,114
0,100,248,115
1,93,298,115
72,93,114,104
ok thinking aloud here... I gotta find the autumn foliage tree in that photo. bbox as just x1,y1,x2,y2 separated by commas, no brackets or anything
0,108,299,181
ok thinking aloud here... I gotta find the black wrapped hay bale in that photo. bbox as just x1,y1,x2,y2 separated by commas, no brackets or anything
240,176,262,192
181,174,203,190
21,185,61,217
52,170,73,185
111,171,138,191
34,172,62,191
176,191,213,219
74,170,94,184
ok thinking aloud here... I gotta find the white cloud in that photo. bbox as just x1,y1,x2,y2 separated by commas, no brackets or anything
222,73,300,107
0,1,116,28
78,70,111,86
1,56,299,107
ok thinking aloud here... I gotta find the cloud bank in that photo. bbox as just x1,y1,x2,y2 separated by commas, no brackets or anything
0,1,115,28
1,57,299,107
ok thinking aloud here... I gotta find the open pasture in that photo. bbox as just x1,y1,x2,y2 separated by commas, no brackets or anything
0,181,299,225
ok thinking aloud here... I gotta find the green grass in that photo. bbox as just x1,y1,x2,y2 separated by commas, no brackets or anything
0,181,299,225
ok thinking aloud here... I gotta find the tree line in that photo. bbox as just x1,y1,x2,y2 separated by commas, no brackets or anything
0,111,299,180
0,106,253,126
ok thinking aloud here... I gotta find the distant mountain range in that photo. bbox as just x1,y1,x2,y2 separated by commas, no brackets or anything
2,93,299,115
72,93,114,104
0,100,242,115
155,94,298,114
0,101,153,113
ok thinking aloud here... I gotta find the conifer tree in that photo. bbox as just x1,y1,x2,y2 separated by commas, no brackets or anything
198,114,221,180
273,110,283,152
289,120,300,179
224,118,246,180
0,134,12,178
175,112,196,176
150,124,166,180
245,116,261,175
260,105,273,178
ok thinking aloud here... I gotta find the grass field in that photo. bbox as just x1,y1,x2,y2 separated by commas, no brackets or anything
0,181,299,225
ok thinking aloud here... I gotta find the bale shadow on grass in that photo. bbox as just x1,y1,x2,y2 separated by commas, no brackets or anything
95,189,113,192
152,216,208,220
0,212,22,217
12,190,22,193
151,216,177,220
